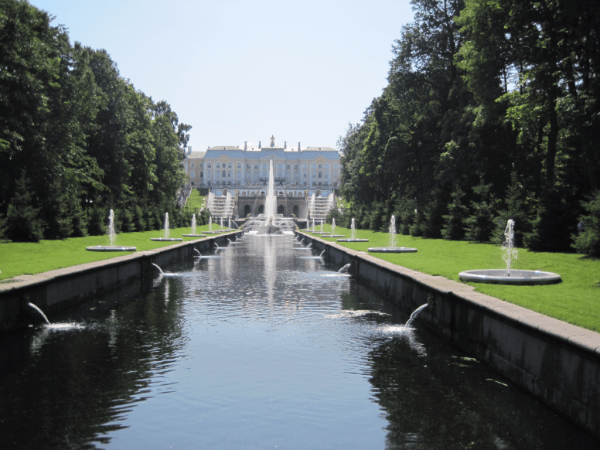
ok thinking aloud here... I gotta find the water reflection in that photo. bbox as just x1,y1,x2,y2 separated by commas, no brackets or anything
0,236,597,449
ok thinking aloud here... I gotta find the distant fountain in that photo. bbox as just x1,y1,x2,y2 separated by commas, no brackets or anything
405,304,428,327
151,213,182,241
28,302,50,325
182,213,207,238
324,218,345,238
337,217,368,243
206,215,219,234
243,160,296,235
312,218,316,232
459,220,561,285
310,193,316,222
87,209,137,251
368,215,416,253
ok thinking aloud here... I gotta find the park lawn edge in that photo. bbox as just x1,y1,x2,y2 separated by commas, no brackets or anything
0,224,229,282
309,225,600,333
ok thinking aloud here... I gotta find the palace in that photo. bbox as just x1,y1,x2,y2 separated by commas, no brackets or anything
183,137,341,221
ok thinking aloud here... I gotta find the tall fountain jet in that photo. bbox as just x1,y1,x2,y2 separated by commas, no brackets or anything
265,159,276,220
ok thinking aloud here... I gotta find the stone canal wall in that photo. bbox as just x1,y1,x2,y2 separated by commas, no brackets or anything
298,231,600,439
0,232,241,334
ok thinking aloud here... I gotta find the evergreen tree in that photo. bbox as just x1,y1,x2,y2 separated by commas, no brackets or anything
4,173,45,242
442,185,468,240
464,177,497,242
572,190,600,257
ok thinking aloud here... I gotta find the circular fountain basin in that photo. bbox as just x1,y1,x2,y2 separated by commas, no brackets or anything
204,231,222,234
182,234,207,238
337,238,369,243
150,238,183,241
323,234,345,238
368,247,417,253
459,269,561,285
86,246,137,252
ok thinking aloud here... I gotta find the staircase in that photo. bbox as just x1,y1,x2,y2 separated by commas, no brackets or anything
208,194,237,219
308,196,334,222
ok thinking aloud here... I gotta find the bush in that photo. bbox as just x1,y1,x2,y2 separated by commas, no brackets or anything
572,190,600,257
4,173,45,242
491,172,530,247
132,204,147,231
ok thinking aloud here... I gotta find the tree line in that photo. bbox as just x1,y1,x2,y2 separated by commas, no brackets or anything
0,0,193,241
335,0,600,255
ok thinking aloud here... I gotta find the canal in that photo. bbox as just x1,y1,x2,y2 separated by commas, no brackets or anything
0,235,597,449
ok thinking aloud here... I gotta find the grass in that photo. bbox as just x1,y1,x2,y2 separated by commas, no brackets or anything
0,223,228,282
308,225,600,332
185,189,206,212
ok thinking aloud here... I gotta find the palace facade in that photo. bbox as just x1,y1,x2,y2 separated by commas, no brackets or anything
183,138,341,220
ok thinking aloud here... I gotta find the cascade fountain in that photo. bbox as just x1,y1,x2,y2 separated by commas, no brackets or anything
151,213,183,241
337,217,369,243
368,215,417,253
459,220,561,285
244,159,296,235
87,209,137,251
324,218,345,238
182,214,207,238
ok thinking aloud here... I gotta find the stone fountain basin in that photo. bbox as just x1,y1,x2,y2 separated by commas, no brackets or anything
86,246,137,252
459,269,561,285
323,234,346,238
150,238,183,241
368,247,417,253
182,234,207,237
337,238,369,242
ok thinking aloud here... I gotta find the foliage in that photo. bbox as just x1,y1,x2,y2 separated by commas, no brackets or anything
572,191,600,257
337,0,600,253
464,177,497,242
0,0,190,242
4,172,45,242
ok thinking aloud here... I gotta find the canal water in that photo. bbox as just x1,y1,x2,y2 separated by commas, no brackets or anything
0,235,597,449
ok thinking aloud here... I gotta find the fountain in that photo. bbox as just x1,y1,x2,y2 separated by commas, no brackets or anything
244,160,296,235
459,220,561,285
368,215,417,253
87,209,137,251
151,213,183,241
337,218,369,243
27,302,50,325
405,304,428,327
323,218,345,238
205,216,220,234
338,263,351,274
182,214,207,238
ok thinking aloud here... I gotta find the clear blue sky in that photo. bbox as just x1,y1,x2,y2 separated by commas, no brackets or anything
30,0,414,152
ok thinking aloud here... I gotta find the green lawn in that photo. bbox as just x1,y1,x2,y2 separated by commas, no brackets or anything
0,223,228,282
308,225,600,332
185,189,206,212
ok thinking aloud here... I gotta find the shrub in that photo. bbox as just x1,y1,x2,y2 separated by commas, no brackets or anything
572,190,600,257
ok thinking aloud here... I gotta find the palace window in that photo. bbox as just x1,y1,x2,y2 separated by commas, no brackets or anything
247,164,250,169
237,163,241,168
222,170,226,177
207,163,212,168
216,163,220,168
318,171,322,178
200,171,203,178
191,163,195,168
318,164,322,169
228,163,232,168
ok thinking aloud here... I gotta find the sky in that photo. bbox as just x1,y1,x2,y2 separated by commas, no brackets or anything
30,0,414,152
